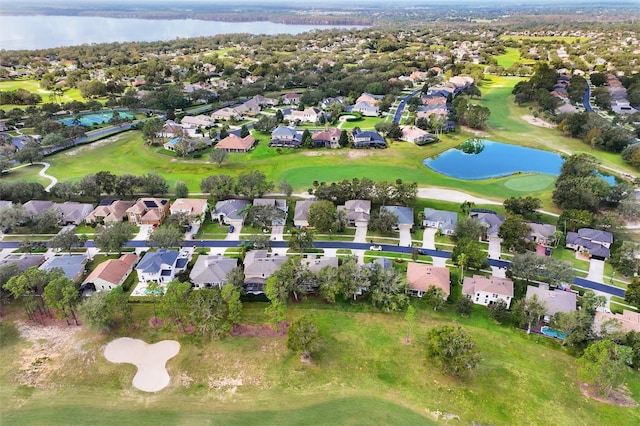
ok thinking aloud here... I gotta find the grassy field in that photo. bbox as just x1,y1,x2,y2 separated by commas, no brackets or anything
493,48,536,69
499,35,586,43
0,79,86,110
1,300,639,425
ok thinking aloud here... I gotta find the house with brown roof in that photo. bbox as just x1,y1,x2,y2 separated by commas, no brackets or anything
211,107,239,121
170,198,208,218
311,128,341,148
594,310,640,334
85,200,135,224
400,126,437,144
82,254,138,292
406,262,450,298
462,275,514,308
215,134,257,153
126,198,170,226
282,93,301,105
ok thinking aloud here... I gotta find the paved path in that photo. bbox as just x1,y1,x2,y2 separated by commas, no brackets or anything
34,162,57,192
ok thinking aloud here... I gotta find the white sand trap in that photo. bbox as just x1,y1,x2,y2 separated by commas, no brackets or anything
104,337,180,392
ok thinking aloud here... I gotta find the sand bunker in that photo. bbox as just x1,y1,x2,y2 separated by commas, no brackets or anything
104,337,180,392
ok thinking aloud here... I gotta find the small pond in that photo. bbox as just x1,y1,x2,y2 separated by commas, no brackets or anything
423,139,616,184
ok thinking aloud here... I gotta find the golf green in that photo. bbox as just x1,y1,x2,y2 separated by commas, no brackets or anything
503,174,555,192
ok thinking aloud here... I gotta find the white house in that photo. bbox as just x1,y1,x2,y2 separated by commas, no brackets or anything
135,249,186,286
462,275,514,308
82,254,138,292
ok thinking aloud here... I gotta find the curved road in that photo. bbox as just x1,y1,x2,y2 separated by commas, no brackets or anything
393,88,421,124
582,80,595,113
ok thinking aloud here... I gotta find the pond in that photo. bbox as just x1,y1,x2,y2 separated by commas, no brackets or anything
423,139,616,184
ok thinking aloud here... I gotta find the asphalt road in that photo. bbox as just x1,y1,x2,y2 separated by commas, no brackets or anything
582,80,595,113
393,89,422,124
0,238,624,298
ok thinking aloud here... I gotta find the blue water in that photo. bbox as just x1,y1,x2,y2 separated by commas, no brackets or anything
58,112,134,127
541,326,566,339
424,139,617,184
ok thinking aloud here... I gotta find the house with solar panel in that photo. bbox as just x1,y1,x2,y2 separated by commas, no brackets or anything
126,198,170,226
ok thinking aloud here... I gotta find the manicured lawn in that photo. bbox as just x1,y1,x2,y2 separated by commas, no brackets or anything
499,35,586,43
0,79,87,110
2,301,639,425
493,48,536,69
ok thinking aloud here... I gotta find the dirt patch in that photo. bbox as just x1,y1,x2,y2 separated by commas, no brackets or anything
149,316,164,329
230,322,290,337
302,151,336,157
15,321,85,388
64,134,125,156
521,115,557,129
459,126,488,137
580,383,638,407
347,150,372,159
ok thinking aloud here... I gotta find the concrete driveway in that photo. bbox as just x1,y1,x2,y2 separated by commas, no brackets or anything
586,259,605,283
271,225,284,241
225,225,242,241
354,223,368,243
488,236,502,259
133,224,152,241
398,224,412,247
422,228,437,249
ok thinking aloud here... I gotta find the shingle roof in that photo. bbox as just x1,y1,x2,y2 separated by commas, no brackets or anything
406,262,450,296
462,275,514,298
214,199,250,220
83,254,137,287
381,206,414,226
39,254,87,280
525,284,576,316
136,249,179,274
190,256,237,286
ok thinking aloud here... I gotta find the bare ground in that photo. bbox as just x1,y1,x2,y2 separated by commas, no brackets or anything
229,322,290,337
521,115,557,129
580,383,638,407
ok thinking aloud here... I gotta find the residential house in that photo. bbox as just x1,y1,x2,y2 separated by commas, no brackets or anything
163,137,197,154
55,202,93,225
211,107,239,121
181,115,216,128
462,275,514,308
400,126,437,144
368,257,393,270
303,255,339,274
81,254,138,292
22,200,56,218
311,128,341,148
525,284,577,321
85,200,135,224
282,93,301,105
0,254,45,272
422,208,457,235
212,199,250,227
351,130,386,149
470,211,505,240
594,310,640,333
566,228,613,259
135,249,186,286
243,250,286,294
381,205,414,229
287,107,323,123
39,254,88,282
269,126,301,148
338,200,371,226
356,93,382,105
294,200,318,227
190,255,238,289
253,198,288,225
170,198,208,219
126,198,170,226
351,101,379,117
215,134,257,153
528,223,557,247
157,120,188,139
319,96,345,109
406,262,450,298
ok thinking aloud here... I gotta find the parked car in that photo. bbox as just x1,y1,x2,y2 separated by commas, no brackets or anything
369,245,383,251
418,248,429,255
545,247,552,256
228,225,235,233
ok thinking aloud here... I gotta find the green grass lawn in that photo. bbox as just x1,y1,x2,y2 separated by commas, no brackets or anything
0,79,86,110
1,301,639,425
493,48,536,69
499,35,586,43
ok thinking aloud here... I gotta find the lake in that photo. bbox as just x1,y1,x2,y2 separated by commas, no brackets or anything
423,139,616,184
0,15,367,51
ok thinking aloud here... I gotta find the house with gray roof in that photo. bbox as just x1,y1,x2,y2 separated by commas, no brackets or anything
303,255,339,274
243,250,286,294
0,254,45,272
423,208,457,235
351,130,386,149
294,199,318,227
212,199,250,227
269,126,301,148
23,200,56,218
56,201,93,225
381,206,414,228
39,254,87,282
566,228,613,259
526,284,576,321
135,249,183,285
470,211,505,240
528,223,557,247
338,200,371,226
190,255,237,289
368,257,393,270
253,198,288,226
351,101,379,117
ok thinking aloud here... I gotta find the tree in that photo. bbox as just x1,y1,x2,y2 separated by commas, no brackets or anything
369,208,398,234
240,125,250,138
95,171,117,195
456,296,474,317
31,207,61,233
158,280,192,331
149,225,183,249
504,196,541,217
578,340,633,397
49,229,83,252
43,273,79,325
77,291,112,331
15,140,42,165
188,284,241,338
423,285,447,311
498,214,533,253
451,238,487,271
0,204,26,231
140,173,168,196
41,133,66,147
51,181,78,201
236,171,273,198
94,221,135,255
453,216,483,241
338,130,349,147
425,325,480,377
368,264,408,312
307,200,337,232
200,174,235,200
244,205,284,229
550,310,594,349
287,316,321,361
175,181,189,198
580,290,607,316
3,266,52,322
338,256,370,300
146,281,163,321
625,279,640,307
387,122,403,140
512,294,547,333
279,180,293,197
317,265,341,303
288,228,314,254
488,299,509,323
78,173,102,203
210,149,229,167
115,174,141,198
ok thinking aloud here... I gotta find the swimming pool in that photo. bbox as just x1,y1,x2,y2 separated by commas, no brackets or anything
541,326,566,339
57,111,134,126
423,139,616,184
